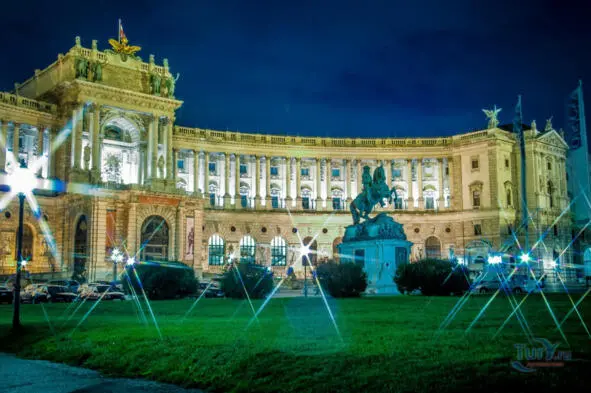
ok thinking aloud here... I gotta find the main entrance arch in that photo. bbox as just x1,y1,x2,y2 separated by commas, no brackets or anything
302,236,318,266
73,216,89,282
425,236,441,259
141,216,169,261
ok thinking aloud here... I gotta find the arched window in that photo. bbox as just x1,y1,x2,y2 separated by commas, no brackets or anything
20,224,34,262
141,216,169,261
209,182,218,207
240,183,250,208
547,181,554,208
472,190,481,208
208,234,225,265
425,236,441,259
271,236,287,266
240,235,256,264
271,185,282,209
332,188,343,210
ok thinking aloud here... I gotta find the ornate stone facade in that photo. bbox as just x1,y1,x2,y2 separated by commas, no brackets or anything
0,36,573,281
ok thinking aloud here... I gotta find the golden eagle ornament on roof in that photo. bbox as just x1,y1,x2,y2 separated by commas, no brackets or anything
108,19,141,57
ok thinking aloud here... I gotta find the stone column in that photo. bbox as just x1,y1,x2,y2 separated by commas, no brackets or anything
407,159,414,210
285,157,292,202
383,160,389,186
173,149,179,181
224,153,231,207
74,109,83,170
416,159,423,209
203,152,210,198
235,154,241,207
438,158,444,209
127,202,138,254
36,127,45,177
193,150,200,195
356,159,362,195
150,117,158,179
46,128,54,178
0,120,7,172
12,122,20,164
345,159,351,202
326,159,332,210
265,156,272,207
91,104,101,180
165,118,173,180
254,155,261,208
192,209,203,274
448,157,454,209
175,203,184,262
295,157,302,208
136,148,143,185
315,158,322,208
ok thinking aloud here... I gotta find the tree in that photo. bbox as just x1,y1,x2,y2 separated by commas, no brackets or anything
221,262,274,299
316,261,367,298
394,258,471,296
123,261,198,300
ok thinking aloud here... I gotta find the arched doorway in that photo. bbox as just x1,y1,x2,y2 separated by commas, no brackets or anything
141,216,169,261
425,236,441,259
332,237,343,263
302,236,318,266
16,224,34,262
73,216,88,282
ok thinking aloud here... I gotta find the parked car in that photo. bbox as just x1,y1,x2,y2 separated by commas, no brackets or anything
471,278,526,294
20,284,49,304
46,285,77,303
80,283,125,301
204,287,225,298
48,280,80,293
0,286,13,304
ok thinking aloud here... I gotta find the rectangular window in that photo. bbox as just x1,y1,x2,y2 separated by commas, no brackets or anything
272,195,279,209
394,198,403,210
302,197,310,210
332,197,341,210
331,168,340,178
425,197,434,210
445,166,449,176
241,195,248,208
208,162,216,173
270,166,279,176
474,224,482,236
553,225,558,237
473,191,481,208
505,158,510,168
301,168,309,177
240,164,248,175
393,169,402,179
471,159,479,170
177,160,184,170
210,193,216,206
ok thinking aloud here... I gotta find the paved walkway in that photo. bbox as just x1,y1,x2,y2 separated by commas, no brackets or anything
0,353,205,393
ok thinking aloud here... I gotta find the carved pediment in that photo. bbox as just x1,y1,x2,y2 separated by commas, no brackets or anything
537,129,569,149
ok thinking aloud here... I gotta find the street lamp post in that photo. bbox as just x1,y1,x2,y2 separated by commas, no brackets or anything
111,248,124,282
12,192,25,328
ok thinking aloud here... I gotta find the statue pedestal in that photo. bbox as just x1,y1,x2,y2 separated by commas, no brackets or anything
338,213,412,295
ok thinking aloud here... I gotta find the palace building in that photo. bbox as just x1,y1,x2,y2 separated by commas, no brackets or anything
0,36,579,282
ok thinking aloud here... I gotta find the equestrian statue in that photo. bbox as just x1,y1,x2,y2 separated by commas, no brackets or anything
350,165,398,225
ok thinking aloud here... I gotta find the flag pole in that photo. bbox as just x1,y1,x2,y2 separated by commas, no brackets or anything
118,19,121,43
516,95,528,254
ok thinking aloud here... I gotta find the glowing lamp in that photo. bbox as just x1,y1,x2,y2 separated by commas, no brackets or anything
126,257,136,266
519,253,530,263
487,255,502,264
111,248,124,264
21,260,28,267
8,163,37,195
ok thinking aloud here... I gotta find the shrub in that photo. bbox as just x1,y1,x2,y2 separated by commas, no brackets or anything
221,262,274,299
123,261,198,300
316,261,367,298
394,258,471,296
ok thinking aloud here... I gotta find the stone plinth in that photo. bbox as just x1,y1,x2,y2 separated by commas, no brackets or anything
338,213,412,295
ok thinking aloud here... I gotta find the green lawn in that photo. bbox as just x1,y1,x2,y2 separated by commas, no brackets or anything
1,294,590,392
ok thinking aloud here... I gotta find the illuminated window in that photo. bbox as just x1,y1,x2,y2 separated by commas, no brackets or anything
472,190,481,208
474,224,482,236
208,235,225,265
240,235,256,264
271,237,287,266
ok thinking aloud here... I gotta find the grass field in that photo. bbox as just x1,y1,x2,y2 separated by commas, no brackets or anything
1,294,590,392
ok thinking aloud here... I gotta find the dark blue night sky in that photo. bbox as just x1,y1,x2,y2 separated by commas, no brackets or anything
2,0,589,137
